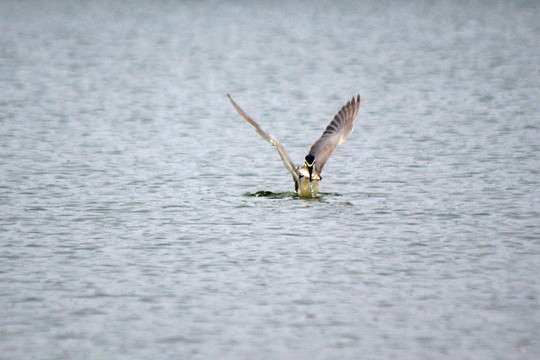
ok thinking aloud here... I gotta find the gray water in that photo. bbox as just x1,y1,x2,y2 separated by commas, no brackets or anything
1,1,539,359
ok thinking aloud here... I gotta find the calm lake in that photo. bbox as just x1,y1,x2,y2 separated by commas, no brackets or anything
1,0,539,359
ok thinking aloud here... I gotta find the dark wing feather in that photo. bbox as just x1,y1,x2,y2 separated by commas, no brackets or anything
308,95,360,173
227,94,299,180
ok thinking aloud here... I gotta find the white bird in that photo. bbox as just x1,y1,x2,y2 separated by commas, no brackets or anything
227,94,361,197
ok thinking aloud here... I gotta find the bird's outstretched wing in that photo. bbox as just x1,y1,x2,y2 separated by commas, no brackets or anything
308,95,360,173
227,94,299,180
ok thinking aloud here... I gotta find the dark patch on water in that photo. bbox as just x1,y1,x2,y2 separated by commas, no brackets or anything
244,190,342,199
244,190,298,199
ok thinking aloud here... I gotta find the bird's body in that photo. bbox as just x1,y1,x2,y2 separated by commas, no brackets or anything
227,94,361,197
296,167,321,197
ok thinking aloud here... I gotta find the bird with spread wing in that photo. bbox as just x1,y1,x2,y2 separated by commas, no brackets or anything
227,94,361,197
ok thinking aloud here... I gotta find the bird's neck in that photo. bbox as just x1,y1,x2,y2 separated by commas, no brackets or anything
298,167,321,181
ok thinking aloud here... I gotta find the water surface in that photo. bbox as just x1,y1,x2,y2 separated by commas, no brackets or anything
1,1,539,359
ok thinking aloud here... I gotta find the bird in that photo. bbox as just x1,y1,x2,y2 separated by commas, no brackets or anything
227,93,361,197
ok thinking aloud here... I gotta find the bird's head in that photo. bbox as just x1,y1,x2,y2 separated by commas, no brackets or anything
305,154,316,168
304,155,316,180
